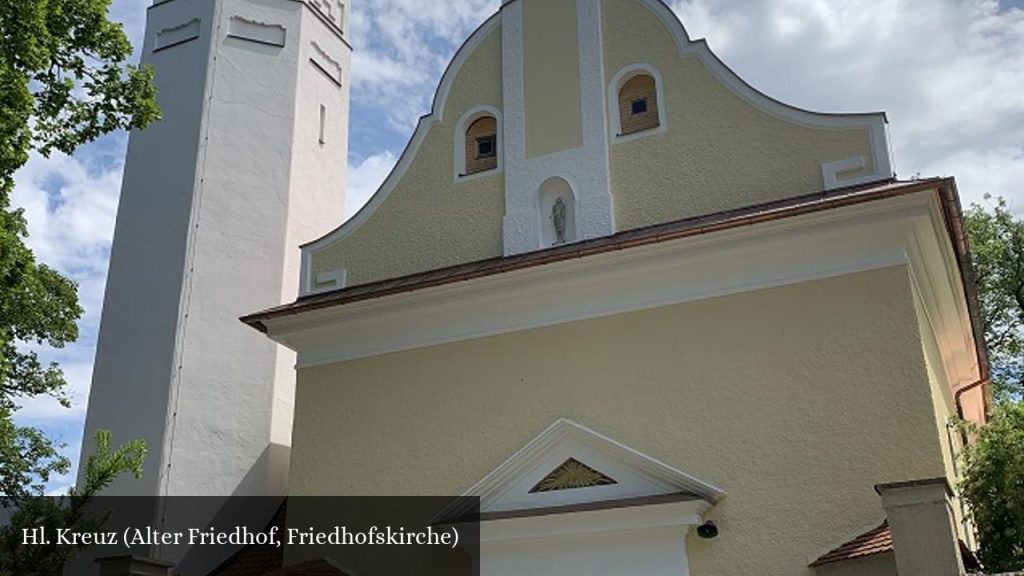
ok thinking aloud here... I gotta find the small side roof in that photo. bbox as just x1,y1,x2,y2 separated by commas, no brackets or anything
810,522,892,567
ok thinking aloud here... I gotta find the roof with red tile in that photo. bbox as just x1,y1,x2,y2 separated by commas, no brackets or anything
810,522,893,567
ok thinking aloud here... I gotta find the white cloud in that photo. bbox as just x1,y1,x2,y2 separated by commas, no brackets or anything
669,0,1024,212
10,141,126,425
12,146,124,276
349,0,500,132
346,151,399,218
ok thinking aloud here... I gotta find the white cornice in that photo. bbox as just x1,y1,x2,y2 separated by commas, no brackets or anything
904,197,982,391
479,498,709,543
265,189,979,396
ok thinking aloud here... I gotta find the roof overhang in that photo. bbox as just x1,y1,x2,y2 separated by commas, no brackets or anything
242,178,988,415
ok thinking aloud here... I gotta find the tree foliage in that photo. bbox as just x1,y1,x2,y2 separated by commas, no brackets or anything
0,0,160,196
0,0,158,501
0,2,155,569
958,402,1024,572
0,430,145,576
965,195,1024,399
961,196,1024,572
0,407,69,502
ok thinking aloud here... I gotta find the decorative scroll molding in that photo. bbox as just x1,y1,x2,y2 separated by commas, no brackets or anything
227,15,286,48
311,269,346,294
310,41,343,86
154,18,200,52
308,0,345,31
822,156,868,190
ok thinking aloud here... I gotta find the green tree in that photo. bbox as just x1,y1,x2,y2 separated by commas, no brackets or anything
964,195,1024,399
0,430,146,576
961,196,1024,571
958,402,1024,572
0,0,159,498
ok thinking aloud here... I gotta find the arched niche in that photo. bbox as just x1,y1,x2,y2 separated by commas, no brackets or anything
538,177,577,247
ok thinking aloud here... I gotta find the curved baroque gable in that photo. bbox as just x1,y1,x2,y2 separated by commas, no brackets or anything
303,0,892,294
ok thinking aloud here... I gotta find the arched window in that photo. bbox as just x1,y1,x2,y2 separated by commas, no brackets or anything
464,116,498,175
617,74,660,135
454,106,502,181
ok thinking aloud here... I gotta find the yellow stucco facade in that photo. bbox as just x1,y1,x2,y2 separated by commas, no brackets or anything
523,0,583,158
287,265,951,574
601,0,876,230
307,0,888,289
311,24,506,287
263,3,983,574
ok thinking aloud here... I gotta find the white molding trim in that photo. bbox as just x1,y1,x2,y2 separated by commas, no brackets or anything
264,191,972,369
300,248,347,295
437,418,723,525
154,18,201,52
314,269,346,292
471,418,726,509
608,63,668,144
479,498,710,543
822,156,867,189
501,0,615,255
903,198,982,390
454,105,504,183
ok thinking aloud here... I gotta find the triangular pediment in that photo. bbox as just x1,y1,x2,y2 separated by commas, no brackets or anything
444,419,724,521
529,458,618,493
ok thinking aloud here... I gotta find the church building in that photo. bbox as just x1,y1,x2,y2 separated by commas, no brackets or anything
81,0,991,575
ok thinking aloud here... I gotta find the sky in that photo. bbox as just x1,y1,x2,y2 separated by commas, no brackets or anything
10,0,1024,493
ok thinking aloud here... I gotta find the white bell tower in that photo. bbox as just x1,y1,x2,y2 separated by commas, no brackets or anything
80,0,351,498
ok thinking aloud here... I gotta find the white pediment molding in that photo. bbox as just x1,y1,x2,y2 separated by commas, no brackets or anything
441,419,724,524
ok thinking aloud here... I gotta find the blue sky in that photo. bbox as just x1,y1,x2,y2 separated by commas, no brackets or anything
11,0,1024,494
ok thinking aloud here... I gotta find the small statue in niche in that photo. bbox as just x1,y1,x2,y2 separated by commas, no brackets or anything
552,197,567,245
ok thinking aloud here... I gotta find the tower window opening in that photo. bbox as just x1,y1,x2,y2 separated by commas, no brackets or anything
618,73,660,135
464,116,498,175
319,104,327,145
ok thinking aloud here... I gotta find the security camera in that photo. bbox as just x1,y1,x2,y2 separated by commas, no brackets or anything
696,520,718,539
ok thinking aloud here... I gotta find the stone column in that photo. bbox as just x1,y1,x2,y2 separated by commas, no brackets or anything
875,478,964,576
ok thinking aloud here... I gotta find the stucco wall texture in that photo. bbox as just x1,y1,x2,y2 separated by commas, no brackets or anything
310,0,880,288
288,266,949,574
523,0,584,158
311,26,506,286
602,0,876,231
